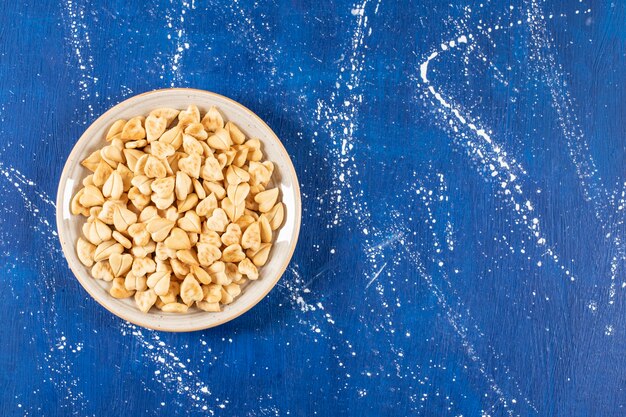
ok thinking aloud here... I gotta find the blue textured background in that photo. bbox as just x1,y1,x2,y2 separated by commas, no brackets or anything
1,0,625,416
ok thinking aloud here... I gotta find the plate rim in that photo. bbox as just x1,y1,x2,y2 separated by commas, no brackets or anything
55,87,301,332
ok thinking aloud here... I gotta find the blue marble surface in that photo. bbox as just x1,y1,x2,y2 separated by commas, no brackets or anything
1,0,625,415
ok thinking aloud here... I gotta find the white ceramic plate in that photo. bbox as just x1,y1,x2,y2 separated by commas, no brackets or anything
56,88,301,332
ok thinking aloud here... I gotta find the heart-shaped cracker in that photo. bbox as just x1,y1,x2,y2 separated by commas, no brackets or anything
147,217,175,242
175,171,193,201
197,243,222,266
92,260,114,281
164,227,191,250
227,182,250,205
205,208,229,232
200,155,223,181
238,257,259,280
145,115,167,142
221,223,242,246
121,117,146,141
241,221,261,251
225,165,250,185
149,108,180,126
201,106,224,132
222,197,245,222
144,156,167,179
183,134,204,155
151,141,175,160
207,128,232,150
221,244,245,263
178,153,201,179
160,126,183,150
134,289,158,313
151,176,175,199
184,123,208,141
147,270,171,296
177,211,202,233
180,274,203,305
106,119,126,141
178,105,201,126
109,253,133,277
225,121,246,145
